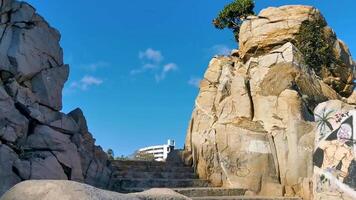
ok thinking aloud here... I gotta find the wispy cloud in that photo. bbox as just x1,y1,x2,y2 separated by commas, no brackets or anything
210,44,233,56
131,48,178,81
130,63,159,75
83,61,109,71
155,63,178,82
188,77,202,88
139,48,163,63
70,75,103,91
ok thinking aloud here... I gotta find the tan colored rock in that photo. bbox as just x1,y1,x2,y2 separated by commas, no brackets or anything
239,5,318,60
230,49,239,57
186,7,355,196
346,90,356,105
334,39,354,68
239,5,354,97
259,181,284,196
184,40,352,198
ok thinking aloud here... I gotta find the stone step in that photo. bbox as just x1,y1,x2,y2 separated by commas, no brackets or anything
113,160,167,167
112,171,198,179
112,160,186,167
111,178,210,190
173,187,247,197
190,196,301,200
112,187,146,193
112,164,194,173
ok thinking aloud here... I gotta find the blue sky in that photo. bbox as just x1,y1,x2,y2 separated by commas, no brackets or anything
26,0,356,156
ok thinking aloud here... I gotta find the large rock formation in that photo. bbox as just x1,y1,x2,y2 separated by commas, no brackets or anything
184,5,355,199
0,0,112,196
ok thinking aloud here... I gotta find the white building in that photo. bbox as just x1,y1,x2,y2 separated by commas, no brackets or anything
138,139,175,162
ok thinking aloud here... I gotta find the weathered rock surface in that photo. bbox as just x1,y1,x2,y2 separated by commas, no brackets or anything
0,0,112,196
184,5,355,199
239,5,354,97
0,180,190,200
239,5,317,60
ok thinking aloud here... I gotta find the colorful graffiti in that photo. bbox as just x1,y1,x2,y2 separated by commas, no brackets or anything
314,108,356,200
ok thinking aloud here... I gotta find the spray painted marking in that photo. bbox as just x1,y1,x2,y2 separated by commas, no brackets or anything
248,140,271,154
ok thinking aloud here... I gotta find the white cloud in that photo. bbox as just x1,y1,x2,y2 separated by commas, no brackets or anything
139,48,163,63
163,63,178,73
210,44,233,56
131,48,178,82
87,61,109,71
70,75,103,91
155,63,178,82
130,48,163,75
188,77,202,88
129,63,160,75
78,61,109,71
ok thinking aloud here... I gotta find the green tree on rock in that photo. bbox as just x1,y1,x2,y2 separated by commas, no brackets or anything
213,0,255,42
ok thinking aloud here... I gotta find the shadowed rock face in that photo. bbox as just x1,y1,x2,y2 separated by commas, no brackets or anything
184,5,355,199
0,0,112,196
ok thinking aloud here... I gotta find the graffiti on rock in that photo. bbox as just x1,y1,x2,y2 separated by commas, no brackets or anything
314,110,356,199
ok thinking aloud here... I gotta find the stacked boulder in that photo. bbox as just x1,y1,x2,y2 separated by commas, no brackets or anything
184,5,355,199
0,0,111,196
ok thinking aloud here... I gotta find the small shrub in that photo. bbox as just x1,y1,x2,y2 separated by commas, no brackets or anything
295,14,335,74
132,151,156,161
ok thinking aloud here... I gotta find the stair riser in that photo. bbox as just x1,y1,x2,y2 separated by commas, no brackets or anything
191,198,301,200
113,172,197,179
113,166,194,173
118,180,209,188
174,189,247,197
113,161,186,167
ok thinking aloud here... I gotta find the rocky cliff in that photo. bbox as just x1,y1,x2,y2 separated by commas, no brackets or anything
184,5,355,198
0,0,112,195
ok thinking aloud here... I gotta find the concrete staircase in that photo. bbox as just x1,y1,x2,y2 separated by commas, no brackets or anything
110,160,210,193
173,188,302,200
110,160,302,200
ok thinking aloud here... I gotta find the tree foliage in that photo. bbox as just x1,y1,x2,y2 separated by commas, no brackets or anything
115,155,130,161
295,15,335,74
213,0,255,42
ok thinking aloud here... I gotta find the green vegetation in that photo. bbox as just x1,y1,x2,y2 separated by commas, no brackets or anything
213,0,255,42
133,151,156,161
295,15,335,74
115,155,130,161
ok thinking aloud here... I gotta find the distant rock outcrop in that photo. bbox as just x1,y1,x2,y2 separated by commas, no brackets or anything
184,5,355,199
0,0,111,196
